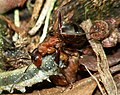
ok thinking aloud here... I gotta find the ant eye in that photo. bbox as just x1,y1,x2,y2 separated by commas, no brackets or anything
30,48,42,67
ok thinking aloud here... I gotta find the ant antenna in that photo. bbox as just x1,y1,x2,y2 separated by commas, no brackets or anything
58,11,62,36
10,63,32,93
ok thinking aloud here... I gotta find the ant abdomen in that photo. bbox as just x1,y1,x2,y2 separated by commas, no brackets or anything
60,23,87,48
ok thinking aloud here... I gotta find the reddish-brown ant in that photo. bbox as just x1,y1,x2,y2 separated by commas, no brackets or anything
30,12,120,86
29,11,88,86
10,12,120,91
31,11,87,68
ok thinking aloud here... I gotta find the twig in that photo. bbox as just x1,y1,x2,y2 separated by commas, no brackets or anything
28,0,53,35
14,9,20,27
40,0,56,43
85,66,106,95
12,9,20,41
28,0,44,27
81,19,118,95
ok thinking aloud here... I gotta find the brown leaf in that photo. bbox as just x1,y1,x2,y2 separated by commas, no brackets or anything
24,77,97,95
0,0,27,14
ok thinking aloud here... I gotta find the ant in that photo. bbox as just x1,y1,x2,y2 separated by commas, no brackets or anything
31,11,87,67
31,11,87,83
26,13,120,87
10,11,87,92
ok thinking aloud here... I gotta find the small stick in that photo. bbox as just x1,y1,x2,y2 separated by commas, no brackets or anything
85,66,106,95
28,0,53,35
12,9,20,41
81,19,118,95
40,0,56,43
28,0,44,27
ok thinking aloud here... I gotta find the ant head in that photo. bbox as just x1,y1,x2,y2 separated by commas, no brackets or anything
30,48,42,67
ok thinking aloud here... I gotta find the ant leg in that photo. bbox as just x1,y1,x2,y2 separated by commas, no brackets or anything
55,10,64,65
58,10,62,37
55,46,60,65
54,10,62,65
